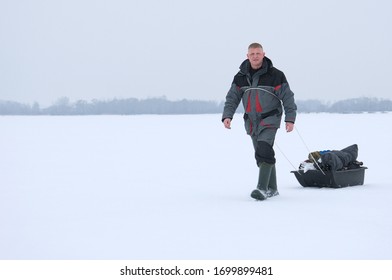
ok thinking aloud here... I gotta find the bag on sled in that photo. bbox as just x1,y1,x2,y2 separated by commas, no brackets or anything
291,144,367,188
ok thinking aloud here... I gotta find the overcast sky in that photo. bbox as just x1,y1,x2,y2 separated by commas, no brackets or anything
1,0,391,106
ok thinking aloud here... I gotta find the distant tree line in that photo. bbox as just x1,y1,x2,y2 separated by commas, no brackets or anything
296,98,392,113
1,96,392,115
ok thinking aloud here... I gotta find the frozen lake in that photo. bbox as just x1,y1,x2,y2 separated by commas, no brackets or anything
1,113,391,259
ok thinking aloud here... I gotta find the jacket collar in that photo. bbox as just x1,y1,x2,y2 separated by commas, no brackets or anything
239,56,273,76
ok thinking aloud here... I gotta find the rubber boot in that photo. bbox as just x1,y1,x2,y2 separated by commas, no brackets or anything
267,164,279,197
250,162,273,200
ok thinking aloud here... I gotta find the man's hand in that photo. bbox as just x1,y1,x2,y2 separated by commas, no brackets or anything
223,118,232,129
285,122,294,132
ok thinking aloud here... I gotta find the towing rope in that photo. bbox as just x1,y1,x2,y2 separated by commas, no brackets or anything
275,126,326,176
294,126,326,176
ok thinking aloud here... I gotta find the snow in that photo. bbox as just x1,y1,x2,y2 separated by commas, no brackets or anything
1,113,391,260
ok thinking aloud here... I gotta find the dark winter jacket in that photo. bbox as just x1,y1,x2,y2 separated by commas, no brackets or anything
318,144,359,171
222,57,297,137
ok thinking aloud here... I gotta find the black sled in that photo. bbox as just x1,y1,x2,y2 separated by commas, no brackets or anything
291,167,367,188
291,144,367,188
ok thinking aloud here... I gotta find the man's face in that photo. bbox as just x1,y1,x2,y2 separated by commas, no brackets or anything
247,47,265,69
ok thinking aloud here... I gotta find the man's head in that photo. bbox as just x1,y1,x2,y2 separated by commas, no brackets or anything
247,42,265,70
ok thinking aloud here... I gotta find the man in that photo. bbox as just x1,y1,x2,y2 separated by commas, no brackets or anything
222,42,297,201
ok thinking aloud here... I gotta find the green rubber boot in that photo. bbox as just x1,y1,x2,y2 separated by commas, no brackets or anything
250,162,273,201
267,164,279,197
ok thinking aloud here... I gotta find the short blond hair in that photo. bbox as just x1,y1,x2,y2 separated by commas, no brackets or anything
248,42,263,49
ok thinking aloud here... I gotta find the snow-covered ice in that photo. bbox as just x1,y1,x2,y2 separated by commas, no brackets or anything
1,113,391,259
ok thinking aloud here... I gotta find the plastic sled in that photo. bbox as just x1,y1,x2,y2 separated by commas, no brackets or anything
291,167,368,188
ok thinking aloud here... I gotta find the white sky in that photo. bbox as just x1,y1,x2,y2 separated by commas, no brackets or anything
0,0,391,106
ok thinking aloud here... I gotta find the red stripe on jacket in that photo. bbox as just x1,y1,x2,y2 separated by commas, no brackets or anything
255,94,263,113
